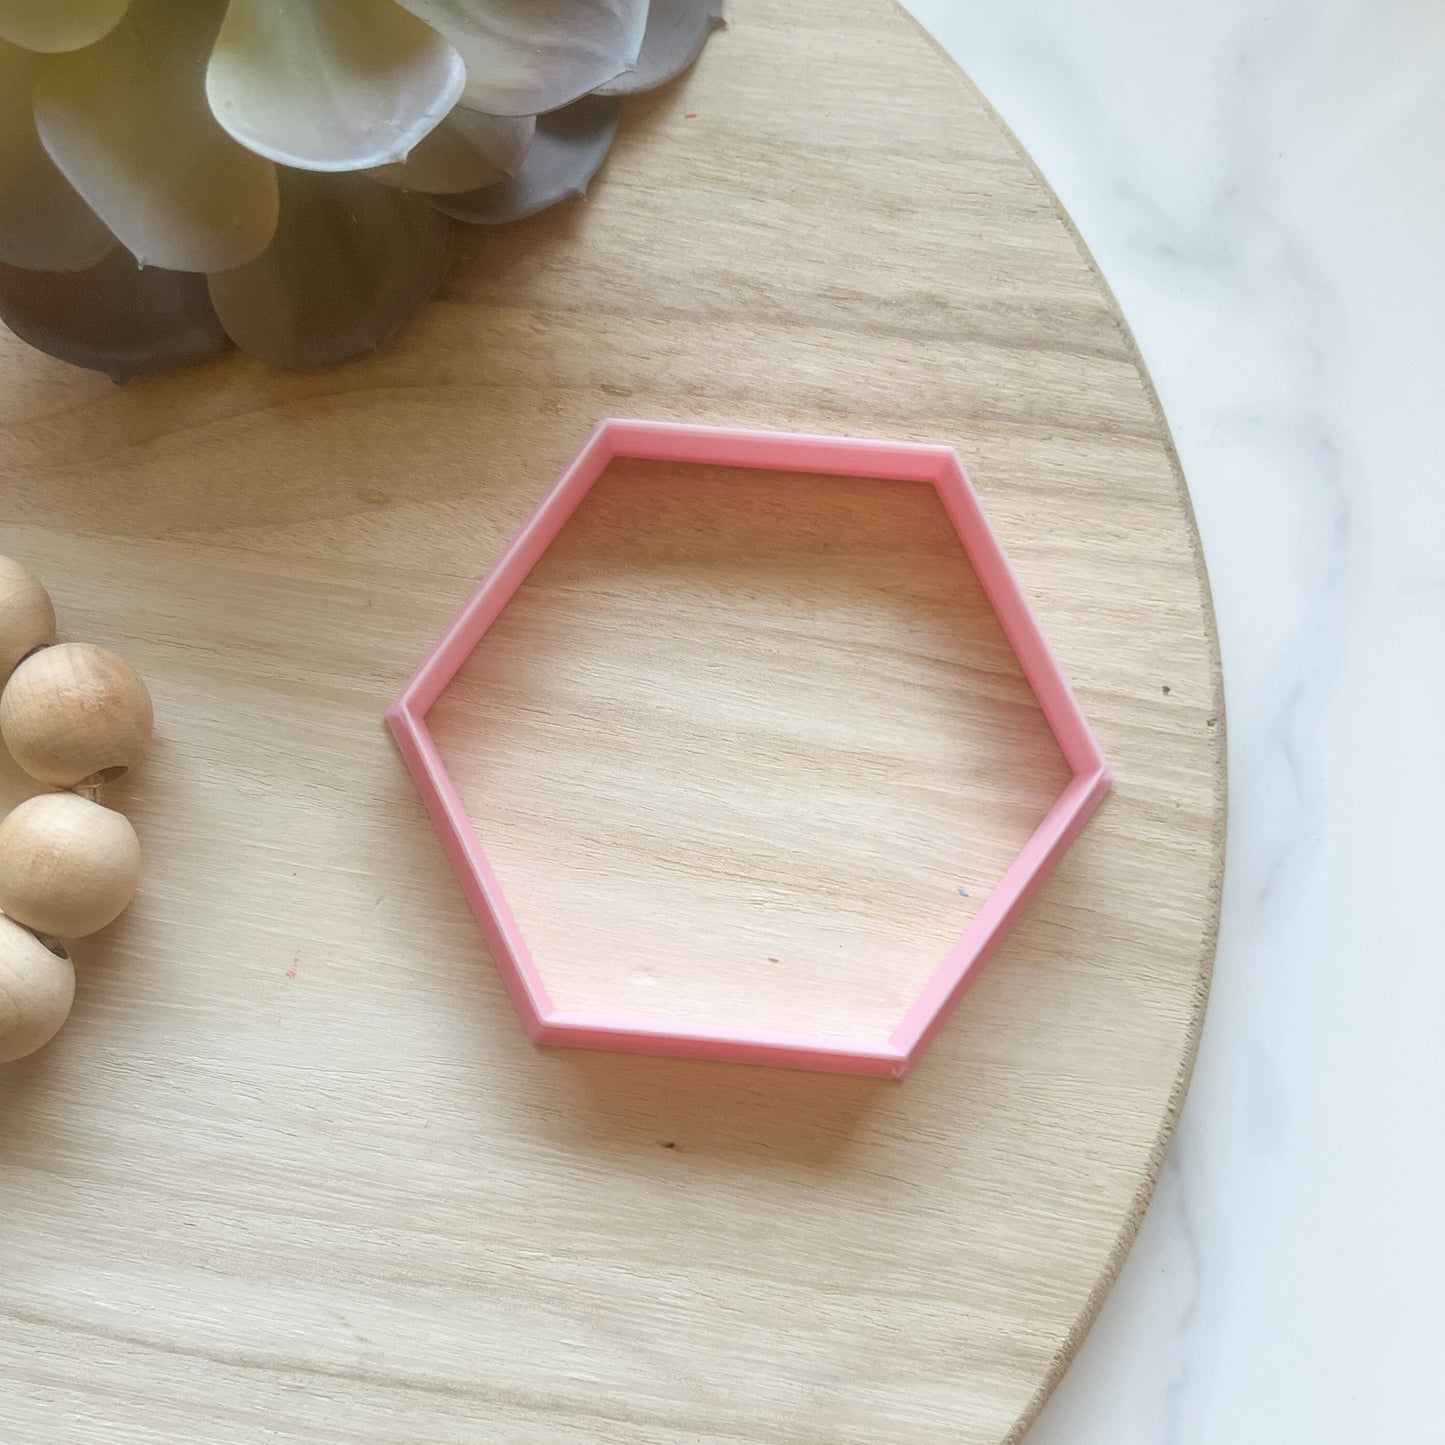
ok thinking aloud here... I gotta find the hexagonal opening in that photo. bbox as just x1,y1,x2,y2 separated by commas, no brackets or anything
390,423,1109,1078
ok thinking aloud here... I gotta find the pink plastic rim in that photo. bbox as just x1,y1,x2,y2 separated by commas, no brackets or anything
388,420,1111,1079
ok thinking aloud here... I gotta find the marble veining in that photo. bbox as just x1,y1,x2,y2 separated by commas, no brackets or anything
904,1,1445,1439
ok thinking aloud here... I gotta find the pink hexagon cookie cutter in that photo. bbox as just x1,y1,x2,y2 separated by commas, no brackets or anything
387,420,1111,1079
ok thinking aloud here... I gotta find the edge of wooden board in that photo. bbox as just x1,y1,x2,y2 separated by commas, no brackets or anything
895,8,1228,1437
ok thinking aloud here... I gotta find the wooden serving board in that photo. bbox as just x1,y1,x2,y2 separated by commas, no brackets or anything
0,1,1224,1441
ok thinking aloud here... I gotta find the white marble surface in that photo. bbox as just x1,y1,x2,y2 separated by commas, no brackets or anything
902,1,1445,1439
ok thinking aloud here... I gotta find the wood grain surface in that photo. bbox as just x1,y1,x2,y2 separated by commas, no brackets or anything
0,1,1225,1442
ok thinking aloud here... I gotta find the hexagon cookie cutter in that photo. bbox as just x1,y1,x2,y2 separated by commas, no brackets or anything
387,420,1111,1079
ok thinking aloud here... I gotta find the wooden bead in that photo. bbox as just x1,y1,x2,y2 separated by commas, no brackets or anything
0,793,141,939
0,914,75,1063
1,641,154,787
0,555,56,687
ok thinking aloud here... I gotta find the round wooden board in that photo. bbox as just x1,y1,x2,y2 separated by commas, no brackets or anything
0,1,1224,1442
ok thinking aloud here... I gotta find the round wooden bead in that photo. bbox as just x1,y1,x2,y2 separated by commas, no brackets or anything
0,913,75,1063
1,641,154,787
0,555,56,687
0,793,141,939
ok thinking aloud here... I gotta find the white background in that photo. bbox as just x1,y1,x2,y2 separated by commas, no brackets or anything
901,2,1445,1440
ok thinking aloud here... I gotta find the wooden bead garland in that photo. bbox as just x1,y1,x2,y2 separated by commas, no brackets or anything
0,915,75,1064
0,556,152,1063
0,555,56,681
0,793,142,939
2,643,154,787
